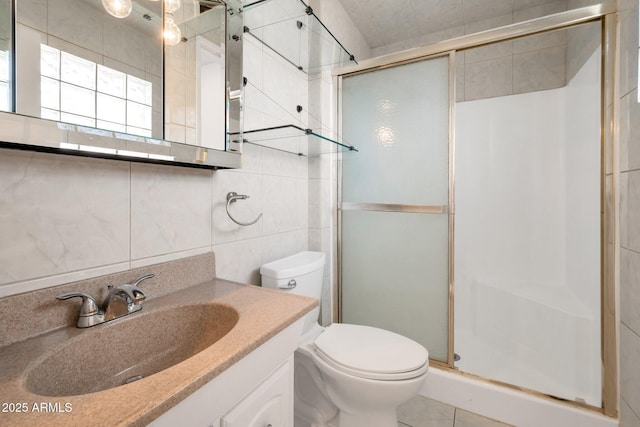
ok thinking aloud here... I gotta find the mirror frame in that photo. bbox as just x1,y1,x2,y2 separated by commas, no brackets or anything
0,0,242,170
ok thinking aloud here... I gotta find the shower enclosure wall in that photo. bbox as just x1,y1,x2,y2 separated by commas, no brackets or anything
454,23,602,406
336,5,616,417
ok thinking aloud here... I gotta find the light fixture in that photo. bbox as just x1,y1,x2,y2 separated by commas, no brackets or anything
164,0,181,14
101,0,132,18
164,15,182,46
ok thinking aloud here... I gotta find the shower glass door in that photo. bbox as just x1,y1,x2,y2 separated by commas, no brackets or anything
339,54,451,362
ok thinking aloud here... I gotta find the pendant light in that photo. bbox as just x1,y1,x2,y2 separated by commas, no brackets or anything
101,0,132,18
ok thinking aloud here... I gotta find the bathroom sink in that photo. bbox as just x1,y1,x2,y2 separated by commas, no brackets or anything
24,303,239,397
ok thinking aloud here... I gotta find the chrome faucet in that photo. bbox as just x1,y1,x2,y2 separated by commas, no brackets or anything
56,273,154,328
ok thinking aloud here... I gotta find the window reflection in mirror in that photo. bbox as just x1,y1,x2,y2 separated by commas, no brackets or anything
15,0,164,137
0,0,11,112
12,0,232,151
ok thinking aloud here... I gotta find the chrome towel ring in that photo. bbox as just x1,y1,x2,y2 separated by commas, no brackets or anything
226,192,263,226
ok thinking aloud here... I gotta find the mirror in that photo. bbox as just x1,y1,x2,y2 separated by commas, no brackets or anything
0,0,10,111
0,0,242,168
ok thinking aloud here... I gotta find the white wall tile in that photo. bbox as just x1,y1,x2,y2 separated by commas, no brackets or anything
130,163,212,259
513,45,566,94
213,238,263,285
16,0,47,31
620,90,640,173
262,230,308,266
244,37,264,90
621,248,640,335
263,147,303,177
621,398,640,427
465,40,513,64
464,56,512,100
262,175,301,235
620,171,640,253
464,0,515,24
621,324,640,416
238,143,264,175
309,178,331,228
0,149,130,284
212,170,263,245
513,29,566,54
47,0,103,54
619,5,639,98
513,0,566,22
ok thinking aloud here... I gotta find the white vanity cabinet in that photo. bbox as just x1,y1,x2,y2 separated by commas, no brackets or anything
220,360,292,427
149,318,302,427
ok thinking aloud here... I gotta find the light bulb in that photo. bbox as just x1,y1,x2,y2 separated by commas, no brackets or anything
164,16,182,46
164,0,181,14
101,0,132,18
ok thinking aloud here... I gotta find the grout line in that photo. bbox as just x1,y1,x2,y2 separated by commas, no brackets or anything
621,246,640,256
621,320,640,340
453,407,458,427
620,167,640,174
622,395,640,422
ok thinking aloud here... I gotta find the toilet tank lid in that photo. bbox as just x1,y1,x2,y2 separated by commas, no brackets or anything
260,251,326,279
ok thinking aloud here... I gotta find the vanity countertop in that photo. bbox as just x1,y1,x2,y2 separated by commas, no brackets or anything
0,279,317,426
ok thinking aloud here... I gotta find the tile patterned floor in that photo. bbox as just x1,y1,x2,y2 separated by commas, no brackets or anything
397,395,513,427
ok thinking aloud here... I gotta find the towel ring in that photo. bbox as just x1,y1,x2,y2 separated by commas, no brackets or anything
226,192,263,226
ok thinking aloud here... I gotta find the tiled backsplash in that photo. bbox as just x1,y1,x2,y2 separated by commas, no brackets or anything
0,253,216,347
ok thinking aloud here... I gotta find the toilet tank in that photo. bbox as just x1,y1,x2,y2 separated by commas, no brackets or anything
260,251,325,299
261,252,326,333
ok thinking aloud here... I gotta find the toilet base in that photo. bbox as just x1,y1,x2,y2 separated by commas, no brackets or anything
337,410,397,427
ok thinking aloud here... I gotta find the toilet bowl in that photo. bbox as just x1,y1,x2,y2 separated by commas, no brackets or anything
261,251,429,427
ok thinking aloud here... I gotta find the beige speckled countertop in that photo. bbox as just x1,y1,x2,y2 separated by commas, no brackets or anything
0,279,317,427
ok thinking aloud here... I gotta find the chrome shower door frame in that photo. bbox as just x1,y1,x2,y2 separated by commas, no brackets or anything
335,1,618,417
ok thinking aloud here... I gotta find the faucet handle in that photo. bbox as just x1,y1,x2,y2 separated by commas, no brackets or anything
56,292,100,316
117,284,147,303
130,273,154,287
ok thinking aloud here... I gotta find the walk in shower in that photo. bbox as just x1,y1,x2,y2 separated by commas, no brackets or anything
336,5,616,416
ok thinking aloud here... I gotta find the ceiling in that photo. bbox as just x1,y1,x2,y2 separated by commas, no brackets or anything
337,0,565,49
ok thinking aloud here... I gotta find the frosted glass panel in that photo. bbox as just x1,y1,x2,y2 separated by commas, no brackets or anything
127,75,152,105
340,55,451,363
40,45,60,79
61,52,96,90
41,77,59,110
342,211,449,361
341,56,450,205
60,83,95,117
97,93,125,124
98,65,126,98
0,49,9,81
127,101,152,130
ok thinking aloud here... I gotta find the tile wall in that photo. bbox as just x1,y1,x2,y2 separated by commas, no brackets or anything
617,0,640,424
0,0,372,316
371,0,569,102
0,3,313,297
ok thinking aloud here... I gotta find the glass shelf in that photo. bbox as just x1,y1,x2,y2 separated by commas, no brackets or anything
229,125,357,156
241,0,357,74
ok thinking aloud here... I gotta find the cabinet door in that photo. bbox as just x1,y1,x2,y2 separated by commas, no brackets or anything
221,359,293,427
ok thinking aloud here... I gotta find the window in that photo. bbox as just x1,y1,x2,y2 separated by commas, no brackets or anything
0,49,9,111
40,44,153,137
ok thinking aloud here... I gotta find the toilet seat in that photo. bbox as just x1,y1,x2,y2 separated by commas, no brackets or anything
312,324,429,381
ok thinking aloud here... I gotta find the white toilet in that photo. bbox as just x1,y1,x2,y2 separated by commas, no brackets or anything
261,251,429,427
